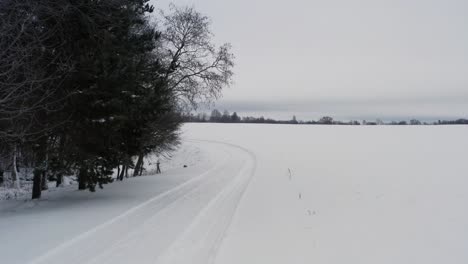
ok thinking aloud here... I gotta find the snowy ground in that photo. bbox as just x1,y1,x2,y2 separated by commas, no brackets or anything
0,141,203,201
2,124,468,264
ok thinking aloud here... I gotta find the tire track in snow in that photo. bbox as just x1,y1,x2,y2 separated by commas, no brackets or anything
28,144,230,264
27,140,257,264
82,159,237,264
154,139,257,264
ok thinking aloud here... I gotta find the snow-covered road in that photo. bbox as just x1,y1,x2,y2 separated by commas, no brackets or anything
0,140,256,264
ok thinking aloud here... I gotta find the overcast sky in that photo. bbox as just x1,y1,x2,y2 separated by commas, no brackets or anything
153,0,468,120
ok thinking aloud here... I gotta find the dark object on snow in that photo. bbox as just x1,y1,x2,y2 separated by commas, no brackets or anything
32,169,43,199
156,160,161,174
183,165,187,168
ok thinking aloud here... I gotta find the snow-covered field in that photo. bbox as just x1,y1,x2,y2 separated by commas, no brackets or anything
1,123,468,264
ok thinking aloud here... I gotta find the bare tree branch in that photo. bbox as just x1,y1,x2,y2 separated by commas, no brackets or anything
159,5,234,109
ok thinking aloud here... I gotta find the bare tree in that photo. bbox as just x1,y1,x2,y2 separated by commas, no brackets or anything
0,0,72,192
0,0,71,128
159,5,234,109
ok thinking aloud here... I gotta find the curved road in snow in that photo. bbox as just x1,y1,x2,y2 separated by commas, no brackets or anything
1,140,256,264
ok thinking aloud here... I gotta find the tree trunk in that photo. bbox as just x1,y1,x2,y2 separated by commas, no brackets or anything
41,148,49,190
125,166,128,178
119,165,125,181
56,172,63,187
0,167,4,186
133,153,144,177
139,159,144,176
11,145,20,189
32,136,48,196
1,165,7,187
32,169,42,199
78,167,87,190
55,135,66,187
117,165,120,181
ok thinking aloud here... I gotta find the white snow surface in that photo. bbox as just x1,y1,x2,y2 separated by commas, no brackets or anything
1,123,468,264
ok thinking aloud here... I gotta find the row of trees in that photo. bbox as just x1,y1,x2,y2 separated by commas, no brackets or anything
184,111,467,126
0,0,233,199
436,119,468,125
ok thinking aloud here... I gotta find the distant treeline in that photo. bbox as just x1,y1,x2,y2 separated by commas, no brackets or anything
183,109,468,125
